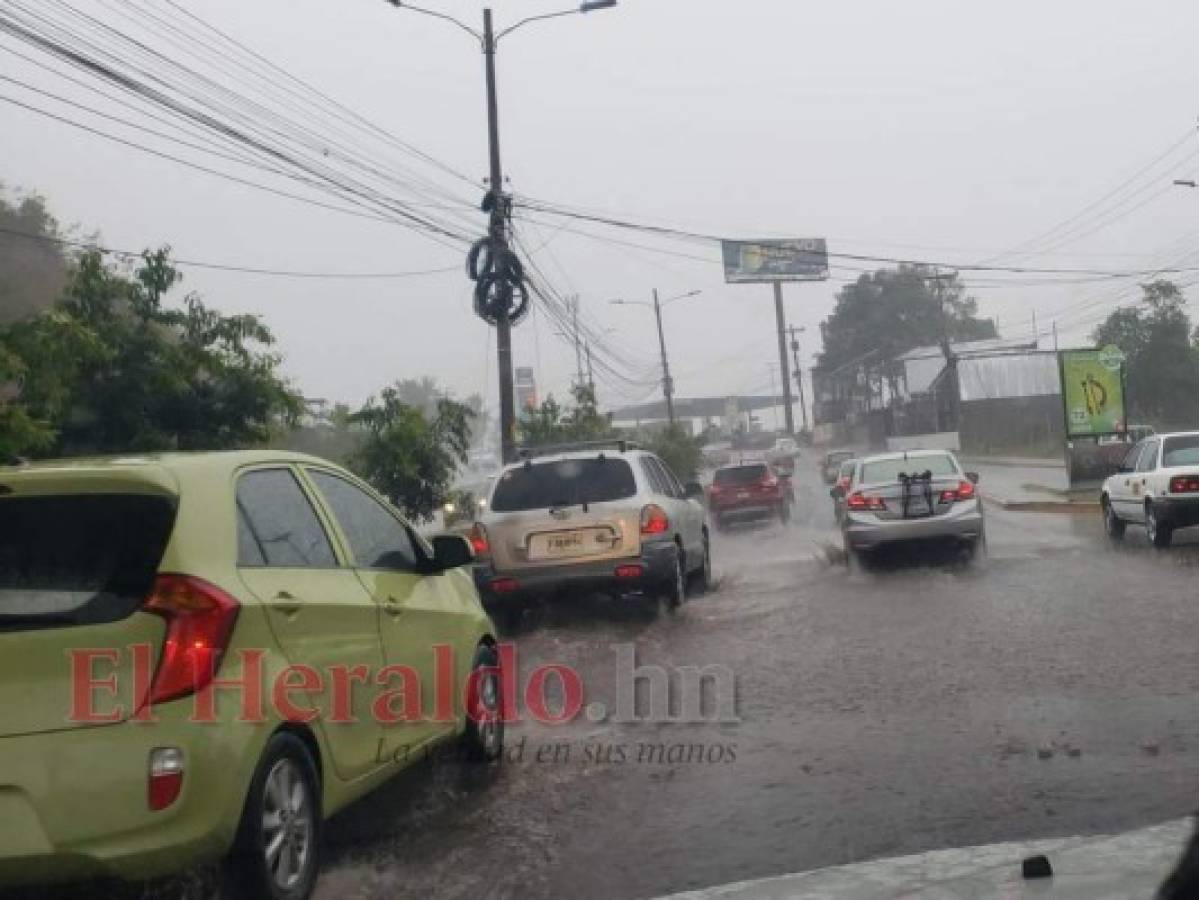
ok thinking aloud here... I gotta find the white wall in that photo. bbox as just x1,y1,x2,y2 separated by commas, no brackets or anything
885,431,960,452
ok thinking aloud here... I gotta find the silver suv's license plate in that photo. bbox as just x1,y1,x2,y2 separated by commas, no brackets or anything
530,529,610,560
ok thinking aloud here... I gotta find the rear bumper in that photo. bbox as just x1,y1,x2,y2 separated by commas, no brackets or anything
475,542,677,602
711,496,784,520
0,705,255,886
843,502,985,551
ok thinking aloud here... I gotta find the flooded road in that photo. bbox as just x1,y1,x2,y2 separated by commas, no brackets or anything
27,466,1199,900
307,466,1199,900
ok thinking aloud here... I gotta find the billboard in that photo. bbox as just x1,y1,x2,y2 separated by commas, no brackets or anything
1060,346,1126,437
514,367,537,412
721,239,829,284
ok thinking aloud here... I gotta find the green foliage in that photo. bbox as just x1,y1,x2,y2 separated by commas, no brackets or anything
392,376,489,449
350,387,474,523
519,383,614,448
645,424,703,482
1093,280,1199,429
818,265,997,375
0,246,303,457
443,487,480,528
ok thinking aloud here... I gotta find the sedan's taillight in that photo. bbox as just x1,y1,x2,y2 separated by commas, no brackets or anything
940,480,977,503
846,492,886,511
1170,475,1199,494
142,575,240,705
641,504,670,535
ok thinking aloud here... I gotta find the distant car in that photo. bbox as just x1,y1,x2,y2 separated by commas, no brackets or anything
1101,431,1199,548
829,457,858,523
708,461,791,529
472,441,711,609
770,437,799,456
841,450,985,563
821,450,856,484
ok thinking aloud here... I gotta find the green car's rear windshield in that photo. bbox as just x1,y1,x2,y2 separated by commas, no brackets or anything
0,494,175,631
491,458,637,512
860,455,959,484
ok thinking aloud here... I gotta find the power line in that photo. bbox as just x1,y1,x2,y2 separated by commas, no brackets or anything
0,1,480,245
514,200,1199,278
0,224,460,279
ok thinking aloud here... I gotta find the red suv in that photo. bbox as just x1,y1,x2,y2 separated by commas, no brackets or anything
708,462,790,529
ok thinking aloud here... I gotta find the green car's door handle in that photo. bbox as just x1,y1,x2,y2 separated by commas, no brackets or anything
270,592,303,616
383,596,405,618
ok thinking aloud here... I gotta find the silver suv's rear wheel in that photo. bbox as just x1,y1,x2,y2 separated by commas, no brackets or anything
663,548,686,609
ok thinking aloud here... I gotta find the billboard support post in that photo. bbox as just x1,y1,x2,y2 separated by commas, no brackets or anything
773,282,795,435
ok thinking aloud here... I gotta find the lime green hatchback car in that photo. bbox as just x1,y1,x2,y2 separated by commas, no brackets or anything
0,451,503,899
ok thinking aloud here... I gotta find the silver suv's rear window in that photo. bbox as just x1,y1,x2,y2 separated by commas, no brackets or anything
0,494,175,631
861,455,958,484
491,458,637,512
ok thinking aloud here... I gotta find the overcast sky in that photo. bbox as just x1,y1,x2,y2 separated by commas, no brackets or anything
4,0,1199,418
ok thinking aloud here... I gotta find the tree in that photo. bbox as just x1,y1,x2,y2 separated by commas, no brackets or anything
350,386,474,522
0,247,304,456
519,383,615,448
645,424,703,482
1093,280,1199,429
818,265,998,379
0,189,69,325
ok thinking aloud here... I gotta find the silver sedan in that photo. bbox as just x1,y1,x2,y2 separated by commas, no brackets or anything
840,450,985,561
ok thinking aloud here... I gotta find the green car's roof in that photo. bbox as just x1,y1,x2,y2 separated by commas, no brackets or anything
0,450,339,495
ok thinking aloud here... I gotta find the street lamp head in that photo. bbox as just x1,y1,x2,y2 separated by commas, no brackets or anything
580,0,617,11
1175,179,1198,189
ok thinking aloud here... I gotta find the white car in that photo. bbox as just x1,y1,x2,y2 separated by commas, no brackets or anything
1101,431,1199,548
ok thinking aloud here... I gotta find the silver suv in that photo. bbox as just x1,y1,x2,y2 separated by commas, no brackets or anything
472,441,711,608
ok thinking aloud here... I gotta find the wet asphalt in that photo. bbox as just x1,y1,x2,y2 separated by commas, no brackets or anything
17,464,1199,900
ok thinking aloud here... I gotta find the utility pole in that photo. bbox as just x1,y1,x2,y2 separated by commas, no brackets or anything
482,8,517,464
585,341,595,393
788,325,810,433
930,267,961,432
652,289,676,426
773,282,795,435
766,364,780,431
386,1,617,464
1052,320,1059,352
570,295,585,389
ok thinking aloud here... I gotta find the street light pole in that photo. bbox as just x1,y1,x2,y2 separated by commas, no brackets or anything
480,9,519,464
652,288,676,426
610,289,697,428
385,1,616,464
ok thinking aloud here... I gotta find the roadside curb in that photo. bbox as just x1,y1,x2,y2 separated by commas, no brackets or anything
982,492,1099,513
963,458,1064,470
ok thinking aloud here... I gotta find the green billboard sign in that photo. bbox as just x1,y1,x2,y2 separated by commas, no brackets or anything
1060,346,1126,437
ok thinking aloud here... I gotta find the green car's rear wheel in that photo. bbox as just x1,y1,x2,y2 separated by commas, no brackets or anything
224,732,321,900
